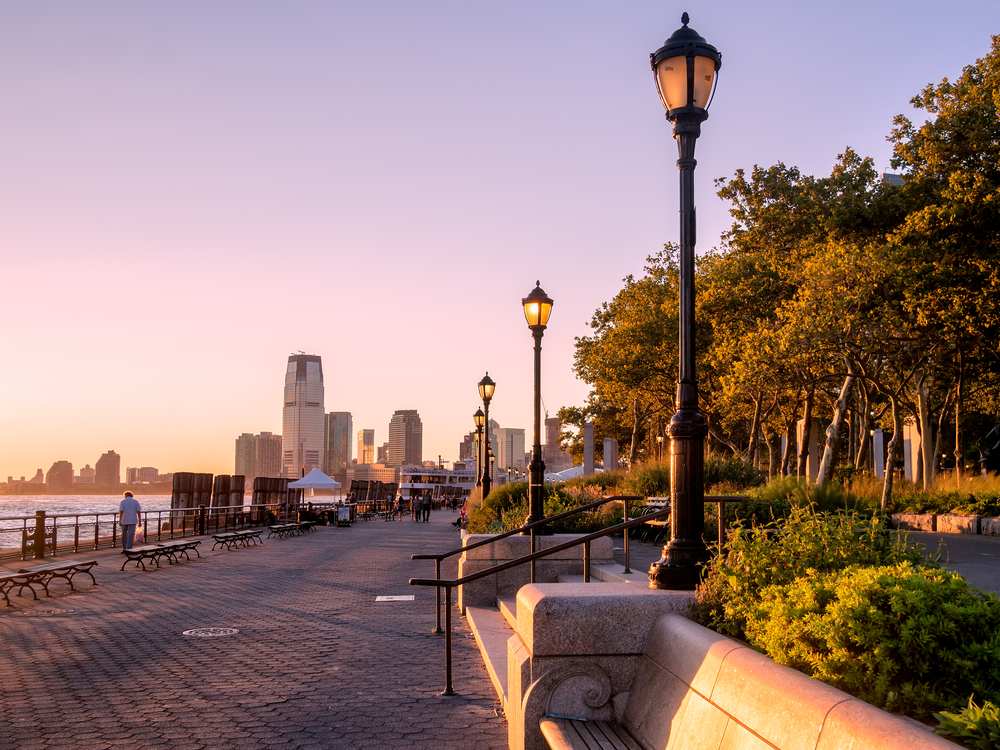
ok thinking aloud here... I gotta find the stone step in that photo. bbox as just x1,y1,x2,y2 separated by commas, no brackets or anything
497,594,517,630
557,565,648,585
465,605,514,711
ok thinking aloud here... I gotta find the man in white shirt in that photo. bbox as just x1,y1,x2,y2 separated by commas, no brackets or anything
119,491,143,551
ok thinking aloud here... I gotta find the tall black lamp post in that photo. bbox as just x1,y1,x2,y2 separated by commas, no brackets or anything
647,13,722,591
522,282,554,531
474,408,485,487
479,373,495,498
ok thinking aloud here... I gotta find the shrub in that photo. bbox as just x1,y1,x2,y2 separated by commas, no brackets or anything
696,506,928,639
704,453,765,488
745,564,1000,719
622,463,670,498
935,698,1000,750
468,481,623,535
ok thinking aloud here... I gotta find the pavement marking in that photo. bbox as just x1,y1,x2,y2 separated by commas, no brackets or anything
15,608,74,617
181,627,239,636
375,595,415,602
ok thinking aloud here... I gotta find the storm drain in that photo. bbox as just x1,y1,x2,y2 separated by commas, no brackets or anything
182,628,240,637
375,595,414,602
16,609,74,617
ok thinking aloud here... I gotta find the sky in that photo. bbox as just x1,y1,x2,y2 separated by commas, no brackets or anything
1,1,998,481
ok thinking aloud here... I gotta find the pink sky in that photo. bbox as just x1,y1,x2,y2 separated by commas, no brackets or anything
2,1,997,480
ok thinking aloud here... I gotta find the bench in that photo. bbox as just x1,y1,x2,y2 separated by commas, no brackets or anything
0,571,43,606
17,560,99,597
119,540,201,571
628,499,670,542
536,614,957,750
267,524,301,538
211,529,264,551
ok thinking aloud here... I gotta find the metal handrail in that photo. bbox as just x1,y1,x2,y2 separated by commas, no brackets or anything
409,494,747,695
411,494,641,635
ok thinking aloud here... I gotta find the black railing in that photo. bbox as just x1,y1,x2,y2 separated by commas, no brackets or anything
409,494,746,695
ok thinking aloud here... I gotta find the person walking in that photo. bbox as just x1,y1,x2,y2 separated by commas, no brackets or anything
421,494,432,523
119,491,143,551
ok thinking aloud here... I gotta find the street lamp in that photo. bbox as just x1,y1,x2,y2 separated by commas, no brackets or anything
489,451,495,483
474,408,485,487
647,13,722,591
479,373,496,498
522,281,554,532
657,434,664,463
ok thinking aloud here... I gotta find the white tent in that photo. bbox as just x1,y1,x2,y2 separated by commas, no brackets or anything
287,468,342,490
544,465,604,482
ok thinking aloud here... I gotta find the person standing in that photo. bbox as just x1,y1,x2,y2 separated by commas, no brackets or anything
119,491,143,551
421,494,431,523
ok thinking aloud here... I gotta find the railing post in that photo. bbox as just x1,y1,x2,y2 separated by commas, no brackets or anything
433,559,443,634
584,540,592,582
442,585,456,696
623,498,632,574
199,505,206,536
530,528,536,584
33,511,46,559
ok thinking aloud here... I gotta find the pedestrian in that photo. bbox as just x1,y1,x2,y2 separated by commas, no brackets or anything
119,491,143,551
421,494,432,523
396,494,404,520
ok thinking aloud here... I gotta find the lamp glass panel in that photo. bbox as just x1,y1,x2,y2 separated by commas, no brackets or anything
655,55,688,110
479,382,495,400
523,301,540,327
692,55,716,108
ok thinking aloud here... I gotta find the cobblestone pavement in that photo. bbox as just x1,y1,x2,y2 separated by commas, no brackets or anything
0,510,507,750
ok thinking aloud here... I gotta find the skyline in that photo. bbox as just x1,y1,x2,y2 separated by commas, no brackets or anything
2,2,999,480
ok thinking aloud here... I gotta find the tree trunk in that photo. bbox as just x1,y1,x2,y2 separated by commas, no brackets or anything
855,380,871,469
797,387,815,481
955,349,965,488
818,366,856,485
782,420,795,476
628,398,641,466
746,392,763,469
766,429,781,480
881,391,905,511
914,375,934,490
933,387,953,481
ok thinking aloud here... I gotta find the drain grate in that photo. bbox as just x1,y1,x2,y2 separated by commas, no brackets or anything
182,628,239,637
16,609,74,617
375,595,414,602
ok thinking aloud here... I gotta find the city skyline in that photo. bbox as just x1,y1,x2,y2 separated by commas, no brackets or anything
2,2,998,481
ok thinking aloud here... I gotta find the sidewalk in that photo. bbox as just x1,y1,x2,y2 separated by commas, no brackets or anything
0,510,507,750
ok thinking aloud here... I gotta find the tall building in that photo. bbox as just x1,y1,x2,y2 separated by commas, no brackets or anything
543,416,573,472
388,410,422,467
495,427,527,473
235,433,256,479
282,354,325,479
126,467,159,484
324,412,353,475
46,461,74,490
95,450,121,487
377,443,389,464
357,429,375,465
76,465,95,484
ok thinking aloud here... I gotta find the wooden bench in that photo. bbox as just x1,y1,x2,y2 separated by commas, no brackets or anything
119,540,201,571
0,571,43,606
537,614,957,750
211,529,264,550
267,524,301,538
17,560,99,597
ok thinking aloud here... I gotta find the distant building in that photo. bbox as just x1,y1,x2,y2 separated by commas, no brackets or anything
46,461,74,490
357,429,375,465
126,467,159,485
882,170,905,186
543,417,573,472
459,432,477,462
236,432,283,480
95,450,121,487
353,463,399,484
282,354,325,479
324,412,353,475
377,443,389,464
388,410,422,467
75,464,95,484
235,433,257,479
495,427,526,474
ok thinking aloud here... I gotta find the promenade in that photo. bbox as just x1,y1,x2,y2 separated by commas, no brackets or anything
0,510,507,750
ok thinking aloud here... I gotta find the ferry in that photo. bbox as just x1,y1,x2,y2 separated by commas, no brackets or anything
399,462,477,504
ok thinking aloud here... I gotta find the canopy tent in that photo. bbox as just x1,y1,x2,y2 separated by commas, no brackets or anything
287,468,342,490
544,465,604,482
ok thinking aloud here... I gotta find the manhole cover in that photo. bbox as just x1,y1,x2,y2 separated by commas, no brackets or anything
16,609,74,617
375,595,414,602
182,628,239,637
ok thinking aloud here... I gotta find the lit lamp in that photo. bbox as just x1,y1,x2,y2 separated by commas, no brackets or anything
479,373,496,498
474,408,485,488
522,281,554,533
657,434,664,463
647,14,721,591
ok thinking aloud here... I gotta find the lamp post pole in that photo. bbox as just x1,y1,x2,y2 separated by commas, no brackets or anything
474,409,485,488
647,13,721,591
479,374,495,499
521,282,554,532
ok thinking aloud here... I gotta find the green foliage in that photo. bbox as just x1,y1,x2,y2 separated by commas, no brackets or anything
696,506,927,639
467,481,528,534
704,453,765,488
746,564,1000,719
466,480,623,535
748,476,873,514
622,464,670,498
936,698,1000,750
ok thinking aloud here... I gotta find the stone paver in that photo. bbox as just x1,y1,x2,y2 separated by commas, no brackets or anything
0,510,506,749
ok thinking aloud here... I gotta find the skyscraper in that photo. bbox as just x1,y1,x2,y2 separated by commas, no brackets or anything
95,450,121,487
282,354,325,479
46,460,74,490
495,427,526,473
235,433,256,479
324,412,353,475
388,410,422,467
357,429,375,465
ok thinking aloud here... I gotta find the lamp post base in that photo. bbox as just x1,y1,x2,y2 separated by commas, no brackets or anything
520,517,553,535
648,539,710,590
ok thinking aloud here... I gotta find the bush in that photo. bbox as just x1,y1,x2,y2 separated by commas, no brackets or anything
745,564,1000,719
935,698,1000,750
467,481,623,535
622,463,670,498
696,506,928,639
704,453,765,488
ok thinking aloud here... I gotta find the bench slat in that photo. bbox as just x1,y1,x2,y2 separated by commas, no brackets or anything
540,718,638,750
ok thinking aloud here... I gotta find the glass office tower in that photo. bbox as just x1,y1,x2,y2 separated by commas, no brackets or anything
282,354,325,479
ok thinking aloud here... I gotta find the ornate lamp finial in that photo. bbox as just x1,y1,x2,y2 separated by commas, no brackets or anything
681,12,690,26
